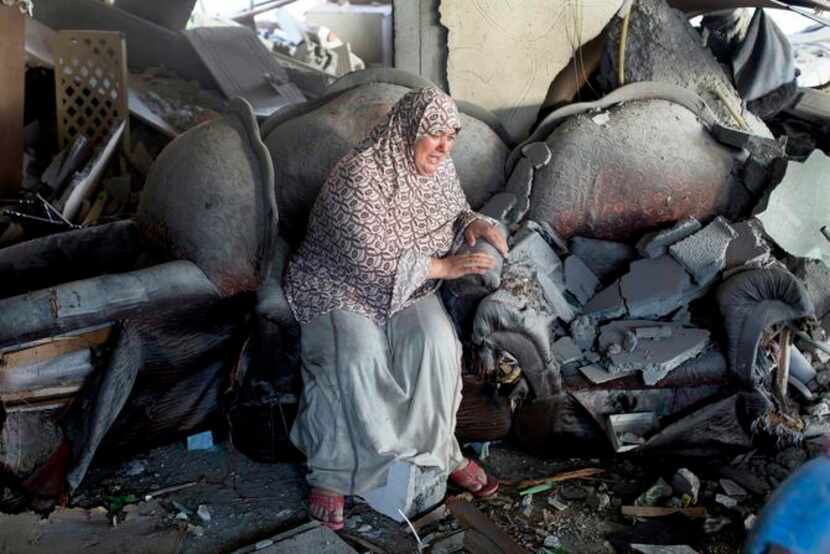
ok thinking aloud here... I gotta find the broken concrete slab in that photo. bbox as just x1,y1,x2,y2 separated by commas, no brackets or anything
579,364,637,384
537,271,576,324
569,236,635,283
521,141,552,169
607,412,659,453
552,336,582,365
620,256,703,319
668,216,737,285
719,478,748,498
508,227,562,282
584,282,627,322
636,217,702,259
361,461,445,522
563,255,600,305
725,218,771,271
598,320,711,385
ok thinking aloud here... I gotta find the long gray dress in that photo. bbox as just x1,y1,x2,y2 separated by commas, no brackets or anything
285,88,485,495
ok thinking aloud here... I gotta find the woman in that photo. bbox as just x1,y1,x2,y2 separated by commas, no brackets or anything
285,87,508,530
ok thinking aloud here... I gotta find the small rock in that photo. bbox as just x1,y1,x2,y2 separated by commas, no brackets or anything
744,514,758,531
592,112,611,126
671,468,700,504
175,512,189,521
196,504,211,523
570,315,597,350
588,492,610,512
123,460,146,477
806,402,830,417
544,534,561,549
607,343,623,355
622,331,638,353
357,524,373,533
715,494,738,509
704,516,731,534
719,479,748,497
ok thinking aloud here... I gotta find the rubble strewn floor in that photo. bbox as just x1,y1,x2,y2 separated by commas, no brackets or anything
68,436,825,553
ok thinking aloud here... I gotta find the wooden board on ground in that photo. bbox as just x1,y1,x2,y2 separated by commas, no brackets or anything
0,324,112,368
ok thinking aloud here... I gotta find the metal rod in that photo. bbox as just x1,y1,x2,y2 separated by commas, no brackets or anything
769,0,830,27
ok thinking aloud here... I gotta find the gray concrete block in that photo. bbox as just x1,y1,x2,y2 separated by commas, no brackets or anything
620,256,693,319
668,216,737,285
508,228,562,281
552,336,582,365
597,320,710,385
788,257,830,319
521,141,552,169
584,282,627,322
537,271,576,323
361,462,446,522
636,217,702,259
579,364,636,384
564,255,600,305
724,219,770,271
569,236,635,283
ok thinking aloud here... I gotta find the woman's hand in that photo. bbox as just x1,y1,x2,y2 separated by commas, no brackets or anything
429,253,497,280
465,219,509,257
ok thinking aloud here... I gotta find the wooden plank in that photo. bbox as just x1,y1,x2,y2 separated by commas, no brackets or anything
0,349,92,397
0,325,112,369
1,384,81,404
446,498,529,554
0,6,25,196
5,398,70,413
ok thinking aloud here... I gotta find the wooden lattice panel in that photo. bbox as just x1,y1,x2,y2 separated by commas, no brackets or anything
54,30,129,150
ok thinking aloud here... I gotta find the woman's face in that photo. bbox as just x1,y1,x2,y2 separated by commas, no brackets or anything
413,131,457,176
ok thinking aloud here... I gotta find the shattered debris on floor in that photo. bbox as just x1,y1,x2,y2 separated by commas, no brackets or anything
2,0,830,552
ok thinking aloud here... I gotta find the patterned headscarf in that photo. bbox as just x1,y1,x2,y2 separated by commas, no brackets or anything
362,87,462,179
286,87,476,325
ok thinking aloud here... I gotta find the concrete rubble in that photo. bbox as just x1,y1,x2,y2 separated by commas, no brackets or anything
3,0,830,552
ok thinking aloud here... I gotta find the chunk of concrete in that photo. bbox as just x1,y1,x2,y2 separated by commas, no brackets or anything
552,336,582,365
579,364,637,384
569,236,635,283
361,462,446,522
584,282,627,322
620,256,698,319
636,218,702,259
520,141,552,169
537,271,576,323
719,478,748,498
669,216,737,285
724,219,770,271
569,315,597,350
563,255,600,305
671,468,701,504
597,320,711,385
508,227,561,279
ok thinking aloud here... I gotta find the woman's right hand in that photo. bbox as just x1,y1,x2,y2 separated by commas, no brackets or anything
429,253,497,280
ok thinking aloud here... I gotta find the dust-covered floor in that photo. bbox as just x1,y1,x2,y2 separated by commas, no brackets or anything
66,435,821,553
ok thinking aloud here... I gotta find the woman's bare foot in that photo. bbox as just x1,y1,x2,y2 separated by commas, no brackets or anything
308,487,344,531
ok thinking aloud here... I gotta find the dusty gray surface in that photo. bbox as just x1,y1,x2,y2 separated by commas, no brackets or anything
637,218,702,259
668,217,737,286
570,237,636,284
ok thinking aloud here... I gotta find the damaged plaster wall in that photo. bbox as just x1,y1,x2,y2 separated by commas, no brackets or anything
439,0,623,141
393,0,448,91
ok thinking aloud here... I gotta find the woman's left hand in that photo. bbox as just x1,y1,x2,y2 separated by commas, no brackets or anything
465,219,509,257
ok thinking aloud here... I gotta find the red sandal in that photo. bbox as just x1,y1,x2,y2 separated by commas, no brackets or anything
308,489,345,531
450,459,499,498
